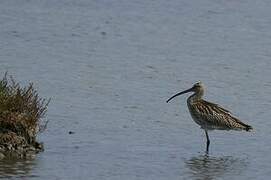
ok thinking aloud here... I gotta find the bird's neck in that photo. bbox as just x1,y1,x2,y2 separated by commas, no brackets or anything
188,91,204,103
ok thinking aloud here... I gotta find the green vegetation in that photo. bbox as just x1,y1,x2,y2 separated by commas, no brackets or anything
0,73,50,158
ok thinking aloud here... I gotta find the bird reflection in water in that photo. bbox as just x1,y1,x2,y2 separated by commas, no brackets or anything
185,154,247,180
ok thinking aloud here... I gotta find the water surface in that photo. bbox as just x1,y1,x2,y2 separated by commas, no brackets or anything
0,0,271,179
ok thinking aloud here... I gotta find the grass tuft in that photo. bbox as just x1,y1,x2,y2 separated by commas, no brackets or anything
0,73,50,157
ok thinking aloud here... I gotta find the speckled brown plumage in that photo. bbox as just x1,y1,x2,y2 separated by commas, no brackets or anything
187,99,252,131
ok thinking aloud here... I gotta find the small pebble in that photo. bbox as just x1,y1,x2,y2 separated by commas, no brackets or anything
68,131,75,134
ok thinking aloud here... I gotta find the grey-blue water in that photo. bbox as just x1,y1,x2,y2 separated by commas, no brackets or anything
0,0,270,179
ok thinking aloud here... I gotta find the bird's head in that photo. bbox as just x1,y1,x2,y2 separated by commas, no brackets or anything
166,81,204,103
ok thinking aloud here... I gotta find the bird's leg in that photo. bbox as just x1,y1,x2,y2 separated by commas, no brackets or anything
205,130,210,153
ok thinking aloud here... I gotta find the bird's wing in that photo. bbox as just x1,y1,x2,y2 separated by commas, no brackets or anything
202,100,232,115
191,100,251,130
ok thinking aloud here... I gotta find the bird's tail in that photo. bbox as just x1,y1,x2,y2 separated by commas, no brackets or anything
244,124,253,132
232,116,253,132
238,120,253,132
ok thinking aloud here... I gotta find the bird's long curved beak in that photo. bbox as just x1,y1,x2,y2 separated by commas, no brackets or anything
166,87,193,103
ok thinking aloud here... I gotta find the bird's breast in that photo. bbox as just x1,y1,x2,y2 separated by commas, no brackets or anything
187,101,204,126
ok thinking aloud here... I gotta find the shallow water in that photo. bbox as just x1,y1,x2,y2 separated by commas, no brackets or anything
0,0,271,179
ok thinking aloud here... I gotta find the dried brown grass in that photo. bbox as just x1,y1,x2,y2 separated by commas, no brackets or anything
0,73,50,145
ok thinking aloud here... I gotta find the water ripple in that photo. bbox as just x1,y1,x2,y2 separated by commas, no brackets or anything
185,154,247,180
0,157,38,179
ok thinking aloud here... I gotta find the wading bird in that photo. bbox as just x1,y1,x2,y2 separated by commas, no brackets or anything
166,82,252,153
